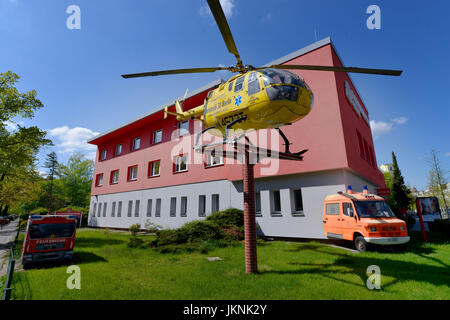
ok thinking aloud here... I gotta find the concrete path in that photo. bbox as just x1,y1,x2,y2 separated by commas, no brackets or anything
0,220,19,277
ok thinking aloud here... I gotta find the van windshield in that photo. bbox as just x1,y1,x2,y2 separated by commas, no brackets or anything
353,201,396,218
29,223,75,239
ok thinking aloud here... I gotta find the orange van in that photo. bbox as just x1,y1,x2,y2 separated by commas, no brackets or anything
322,186,409,251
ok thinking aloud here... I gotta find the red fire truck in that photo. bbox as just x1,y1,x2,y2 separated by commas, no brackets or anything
21,215,78,267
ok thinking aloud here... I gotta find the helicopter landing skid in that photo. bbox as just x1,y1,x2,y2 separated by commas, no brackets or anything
276,128,308,156
193,118,307,162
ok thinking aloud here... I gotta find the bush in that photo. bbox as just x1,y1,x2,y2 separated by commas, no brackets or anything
144,219,162,233
129,223,141,236
154,220,224,246
206,208,244,228
129,208,248,254
127,237,144,248
19,219,28,230
29,207,48,215
19,212,30,222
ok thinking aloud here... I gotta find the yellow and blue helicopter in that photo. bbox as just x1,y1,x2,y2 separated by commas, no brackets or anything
122,0,402,155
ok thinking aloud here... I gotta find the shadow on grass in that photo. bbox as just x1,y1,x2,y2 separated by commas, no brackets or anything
75,236,125,248
264,240,450,290
22,251,107,270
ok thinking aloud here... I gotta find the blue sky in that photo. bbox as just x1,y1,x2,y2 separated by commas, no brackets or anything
1,0,449,190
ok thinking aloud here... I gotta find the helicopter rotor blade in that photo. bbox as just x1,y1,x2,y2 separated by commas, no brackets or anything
121,67,232,79
207,0,243,69
261,64,402,76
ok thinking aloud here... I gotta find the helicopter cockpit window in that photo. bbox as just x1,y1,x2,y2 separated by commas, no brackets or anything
266,85,299,102
234,76,244,93
262,68,304,87
247,72,260,96
228,81,233,91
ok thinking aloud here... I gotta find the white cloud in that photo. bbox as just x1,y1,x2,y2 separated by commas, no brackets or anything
370,116,408,138
49,126,99,154
392,117,408,124
370,120,393,136
445,152,450,158
200,0,235,18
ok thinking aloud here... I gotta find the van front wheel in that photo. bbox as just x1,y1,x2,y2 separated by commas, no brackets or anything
354,236,367,252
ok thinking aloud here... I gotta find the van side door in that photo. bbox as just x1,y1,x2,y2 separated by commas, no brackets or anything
341,202,357,241
323,202,343,239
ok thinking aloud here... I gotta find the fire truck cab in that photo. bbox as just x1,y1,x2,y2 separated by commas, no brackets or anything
323,186,410,252
22,215,78,266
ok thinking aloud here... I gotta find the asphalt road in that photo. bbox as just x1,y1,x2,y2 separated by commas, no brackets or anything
0,220,19,277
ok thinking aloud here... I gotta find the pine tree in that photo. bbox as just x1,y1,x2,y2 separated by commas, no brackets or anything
388,152,411,215
44,151,59,211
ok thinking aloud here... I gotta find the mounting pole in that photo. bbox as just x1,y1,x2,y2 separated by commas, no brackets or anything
242,149,258,274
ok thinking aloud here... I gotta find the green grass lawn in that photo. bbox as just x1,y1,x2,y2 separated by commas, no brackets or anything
5,229,450,300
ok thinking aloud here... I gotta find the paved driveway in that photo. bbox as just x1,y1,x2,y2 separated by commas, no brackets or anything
0,220,19,276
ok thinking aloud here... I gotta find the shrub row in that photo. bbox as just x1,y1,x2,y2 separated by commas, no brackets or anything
127,208,246,253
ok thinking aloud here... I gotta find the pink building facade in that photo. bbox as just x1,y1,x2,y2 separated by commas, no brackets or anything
88,38,385,239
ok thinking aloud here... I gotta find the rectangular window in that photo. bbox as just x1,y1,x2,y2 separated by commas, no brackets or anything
132,137,141,151
127,200,133,217
356,130,364,159
92,203,97,217
97,202,102,217
174,155,188,173
111,202,116,217
103,202,107,217
153,130,162,144
292,189,304,214
149,160,160,177
110,170,119,184
96,174,104,187
363,139,369,163
234,76,244,93
170,197,176,217
128,166,138,181
326,203,340,215
135,200,140,217
146,199,152,217
368,146,375,167
177,121,190,136
211,194,219,213
180,196,187,217
198,195,206,217
248,72,261,96
115,144,122,156
100,150,107,161
117,201,122,217
255,192,262,216
271,190,281,214
343,202,354,217
155,198,161,217
205,151,223,167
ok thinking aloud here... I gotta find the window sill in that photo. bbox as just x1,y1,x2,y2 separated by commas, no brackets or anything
148,174,160,179
271,212,282,217
128,179,138,182
204,163,224,169
292,212,305,217
256,213,262,217
173,170,188,174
